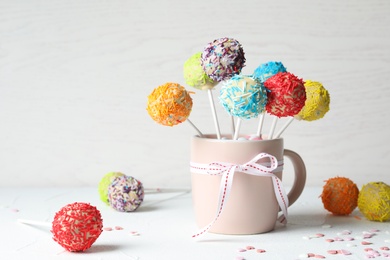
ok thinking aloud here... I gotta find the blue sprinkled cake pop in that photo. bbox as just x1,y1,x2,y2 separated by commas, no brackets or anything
219,75,267,119
253,61,287,83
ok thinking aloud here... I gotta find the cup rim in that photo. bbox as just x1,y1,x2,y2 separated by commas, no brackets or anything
193,134,283,143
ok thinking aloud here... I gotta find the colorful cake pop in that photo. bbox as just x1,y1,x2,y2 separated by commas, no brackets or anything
321,177,359,215
295,80,330,121
183,52,217,90
253,61,287,83
201,37,245,82
146,83,193,126
358,182,390,222
52,202,103,252
264,72,306,118
108,175,144,212
219,75,267,119
98,171,125,205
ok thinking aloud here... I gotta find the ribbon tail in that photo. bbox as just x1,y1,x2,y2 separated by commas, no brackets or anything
272,177,289,225
192,166,236,238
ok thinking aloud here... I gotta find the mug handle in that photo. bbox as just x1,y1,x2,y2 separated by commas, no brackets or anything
284,149,306,206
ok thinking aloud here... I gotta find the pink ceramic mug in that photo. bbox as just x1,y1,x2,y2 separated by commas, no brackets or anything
190,134,306,235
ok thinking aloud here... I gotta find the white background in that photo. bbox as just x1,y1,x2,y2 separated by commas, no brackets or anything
1,0,389,188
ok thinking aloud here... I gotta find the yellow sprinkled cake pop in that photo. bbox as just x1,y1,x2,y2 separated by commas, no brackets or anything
358,182,390,222
146,83,193,127
295,80,330,121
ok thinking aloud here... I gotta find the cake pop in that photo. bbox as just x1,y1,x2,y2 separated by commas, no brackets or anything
321,177,359,215
264,72,306,117
264,72,306,139
201,37,245,82
252,61,287,137
358,182,390,222
183,52,217,90
295,80,330,121
52,202,103,252
184,52,221,139
98,171,125,205
219,75,267,139
108,175,144,212
147,82,192,126
220,75,267,119
274,80,330,138
253,61,287,83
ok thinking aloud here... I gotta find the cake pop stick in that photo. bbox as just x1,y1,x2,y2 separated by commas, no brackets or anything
219,75,267,140
273,80,330,138
183,52,220,139
264,72,306,139
253,61,286,137
146,82,203,136
18,202,103,252
268,116,278,139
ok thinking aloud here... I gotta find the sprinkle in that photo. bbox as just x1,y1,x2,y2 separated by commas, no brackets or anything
245,246,255,250
381,247,390,251
354,215,362,220
334,237,344,241
315,233,325,237
345,237,355,241
327,250,338,254
103,227,113,231
370,229,380,233
362,241,373,245
325,239,334,243
114,226,124,230
364,248,374,252
314,255,326,259
308,253,315,257
256,249,266,253
129,231,140,236
340,230,352,235
10,208,19,213
338,249,351,255
238,248,246,252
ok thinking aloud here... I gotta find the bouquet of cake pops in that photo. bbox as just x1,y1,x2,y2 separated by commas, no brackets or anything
146,37,330,139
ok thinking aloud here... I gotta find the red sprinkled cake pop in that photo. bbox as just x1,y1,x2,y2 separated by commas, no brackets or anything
52,202,103,252
264,72,306,117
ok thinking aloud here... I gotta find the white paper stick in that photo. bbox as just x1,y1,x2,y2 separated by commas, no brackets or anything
268,116,278,139
231,116,235,139
274,117,294,139
233,118,242,140
187,119,203,137
256,112,265,137
18,219,51,227
208,89,221,139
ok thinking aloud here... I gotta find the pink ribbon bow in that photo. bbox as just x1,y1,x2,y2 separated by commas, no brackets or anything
190,152,288,238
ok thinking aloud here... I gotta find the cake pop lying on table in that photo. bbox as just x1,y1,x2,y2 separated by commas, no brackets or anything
18,202,103,252
146,82,203,136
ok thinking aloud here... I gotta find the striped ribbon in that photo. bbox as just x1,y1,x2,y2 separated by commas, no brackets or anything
190,152,288,238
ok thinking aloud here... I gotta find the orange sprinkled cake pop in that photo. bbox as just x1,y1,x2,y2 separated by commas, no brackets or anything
147,83,193,126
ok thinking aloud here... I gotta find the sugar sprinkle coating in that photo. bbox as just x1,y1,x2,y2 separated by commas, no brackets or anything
295,80,330,121
220,75,267,119
253,61,287,83
146,83,193,126
264,72,306,117
183,52,216,90
51,202,103,252
201,37,245,82
358,182,390,222
108,175,144,212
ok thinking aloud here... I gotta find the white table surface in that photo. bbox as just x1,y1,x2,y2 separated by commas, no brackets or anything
0,187,389,260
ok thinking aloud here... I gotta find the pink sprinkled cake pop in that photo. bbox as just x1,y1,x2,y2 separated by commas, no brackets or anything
264,72,306,117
